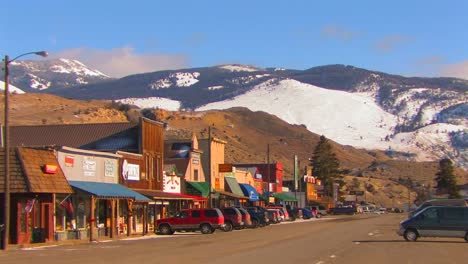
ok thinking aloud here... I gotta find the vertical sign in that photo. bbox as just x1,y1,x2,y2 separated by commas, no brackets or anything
294,155,298,191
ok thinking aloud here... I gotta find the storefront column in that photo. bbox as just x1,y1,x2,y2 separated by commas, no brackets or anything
126,199,133,237
110,199,116,239
90,196,95,241
143,203,148,235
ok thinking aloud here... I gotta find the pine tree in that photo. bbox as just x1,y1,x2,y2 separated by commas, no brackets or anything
435,158,461,198
311,135,342,196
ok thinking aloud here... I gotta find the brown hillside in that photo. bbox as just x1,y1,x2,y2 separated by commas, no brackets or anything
2,94,466,189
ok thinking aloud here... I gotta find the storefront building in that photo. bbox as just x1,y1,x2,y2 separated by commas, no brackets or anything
0,147,73,246
57,146,150,241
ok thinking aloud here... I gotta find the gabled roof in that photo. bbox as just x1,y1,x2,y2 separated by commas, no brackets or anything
17,147,73,194
0,148,28,193
0,147,73,194
9,122,137,150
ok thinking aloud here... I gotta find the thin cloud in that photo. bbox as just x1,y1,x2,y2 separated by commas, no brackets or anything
185,32,207,46
320,25,360,41
374,35,410,53
440,60,468,79
52,47,190,78
415,55,445,66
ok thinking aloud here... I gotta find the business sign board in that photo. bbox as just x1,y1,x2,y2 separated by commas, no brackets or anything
219,164,233,173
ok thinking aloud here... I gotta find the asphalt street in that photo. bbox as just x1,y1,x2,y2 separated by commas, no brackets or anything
1,214,466,264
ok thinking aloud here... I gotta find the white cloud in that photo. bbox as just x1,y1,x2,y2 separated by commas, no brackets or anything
440,60,468,80
374,35,410,53
320,25,360,41
51,47,190,78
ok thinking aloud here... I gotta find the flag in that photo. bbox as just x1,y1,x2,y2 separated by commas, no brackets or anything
60,195,74,216
24,198,36,213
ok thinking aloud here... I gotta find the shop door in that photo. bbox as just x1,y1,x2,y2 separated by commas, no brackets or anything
16,201,31,244
41,203,53,241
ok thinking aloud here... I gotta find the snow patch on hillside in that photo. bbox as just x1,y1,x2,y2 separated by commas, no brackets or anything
0,81,25,94
116,97,181,111
218,65,260,72
149,72,200,90
27,74,51,90
197,79,398,149
208,85,224,90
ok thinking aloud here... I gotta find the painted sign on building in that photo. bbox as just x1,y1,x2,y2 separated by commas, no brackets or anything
122,159,140,181
163,173,181,193
104,159,115,177
65,155,74,167
83,158,96,177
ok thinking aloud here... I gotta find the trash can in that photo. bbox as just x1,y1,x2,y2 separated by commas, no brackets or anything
32,228,46,243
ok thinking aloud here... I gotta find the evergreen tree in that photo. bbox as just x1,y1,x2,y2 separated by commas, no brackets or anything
311,135,342,196
435,158,461,198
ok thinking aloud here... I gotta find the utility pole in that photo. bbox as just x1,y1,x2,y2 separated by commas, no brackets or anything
267,144,270,201
208,126,212,208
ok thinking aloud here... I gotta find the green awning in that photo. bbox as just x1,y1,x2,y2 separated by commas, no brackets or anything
224,177,245,197
272,192,298,202
259,193,269,202
186,181,210,197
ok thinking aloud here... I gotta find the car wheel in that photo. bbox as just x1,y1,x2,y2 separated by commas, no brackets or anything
465,232,468,242
251,218,259,228
158,224,173,235
404,229,418,242
223,222,233,232
200,224,212,234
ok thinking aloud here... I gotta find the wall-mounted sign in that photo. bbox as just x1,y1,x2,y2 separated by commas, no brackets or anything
65,155,74,167
122,160,140,181
192,158,199,165
219,164,233,173
43,164,58,174
83,158,96,177
104,160,115,177
163,173,180,193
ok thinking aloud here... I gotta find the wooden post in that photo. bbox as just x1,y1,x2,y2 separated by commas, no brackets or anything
90,196,95,241
110,199,115,239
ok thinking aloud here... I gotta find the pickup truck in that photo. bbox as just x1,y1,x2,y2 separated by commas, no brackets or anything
329,206,357,215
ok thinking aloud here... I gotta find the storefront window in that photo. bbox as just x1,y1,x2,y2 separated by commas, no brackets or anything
55,196,66,231
19,200,27,233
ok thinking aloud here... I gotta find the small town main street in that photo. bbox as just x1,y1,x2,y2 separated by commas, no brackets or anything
1,214,467,264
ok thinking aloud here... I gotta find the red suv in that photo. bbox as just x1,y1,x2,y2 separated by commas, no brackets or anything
156,208,225,235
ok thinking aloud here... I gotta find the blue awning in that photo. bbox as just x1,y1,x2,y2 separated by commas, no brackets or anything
239,183,260,202
69,181,151,202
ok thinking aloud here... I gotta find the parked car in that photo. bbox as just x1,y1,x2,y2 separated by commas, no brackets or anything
156,208,225,235
397,206,468,242
329,205,357,215
236,207,252,228
220,207,244,232
244,206,269,227
300,208,314,219
309,205,327,217
409,199,467,217
267,206,291,221
267,209,281,224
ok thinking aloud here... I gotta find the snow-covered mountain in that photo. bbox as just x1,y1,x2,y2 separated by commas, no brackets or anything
8,58,111,92
0,80,25,94
10,61,468,168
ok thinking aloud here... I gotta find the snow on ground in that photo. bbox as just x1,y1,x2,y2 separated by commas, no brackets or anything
218,65,260,72
208,85,224,90
149,72,200,90
0,80,25,94
116,97,181,111
389,123,465,161
197,79,398,149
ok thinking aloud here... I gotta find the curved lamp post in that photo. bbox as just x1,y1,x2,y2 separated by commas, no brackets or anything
2,51,48,250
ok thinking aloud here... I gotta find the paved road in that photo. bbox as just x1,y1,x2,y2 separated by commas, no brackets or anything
1,214,467,264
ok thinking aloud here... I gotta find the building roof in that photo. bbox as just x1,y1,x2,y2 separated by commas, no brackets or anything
9,122,137,151
0,148,28,193
17,147,73,194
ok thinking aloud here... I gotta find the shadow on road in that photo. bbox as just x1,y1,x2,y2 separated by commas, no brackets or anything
353,240,467,244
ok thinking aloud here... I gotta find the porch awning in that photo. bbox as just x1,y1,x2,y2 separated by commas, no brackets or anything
186,181,210,197
224,177,245,197
68,181,151,202
135,189,206,201
272,192,298,202
239,183,260,202
215,190,247,200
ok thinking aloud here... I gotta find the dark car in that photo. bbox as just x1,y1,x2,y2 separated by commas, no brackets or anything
244,206,269,227
329,206,357,215
156,208,225,235
220,207,244,232
300,208,314,219
398,206,468,242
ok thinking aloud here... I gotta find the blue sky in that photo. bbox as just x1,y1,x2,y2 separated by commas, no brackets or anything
2,0,467,78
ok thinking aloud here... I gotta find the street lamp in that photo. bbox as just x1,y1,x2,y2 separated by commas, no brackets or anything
2,51,48,250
